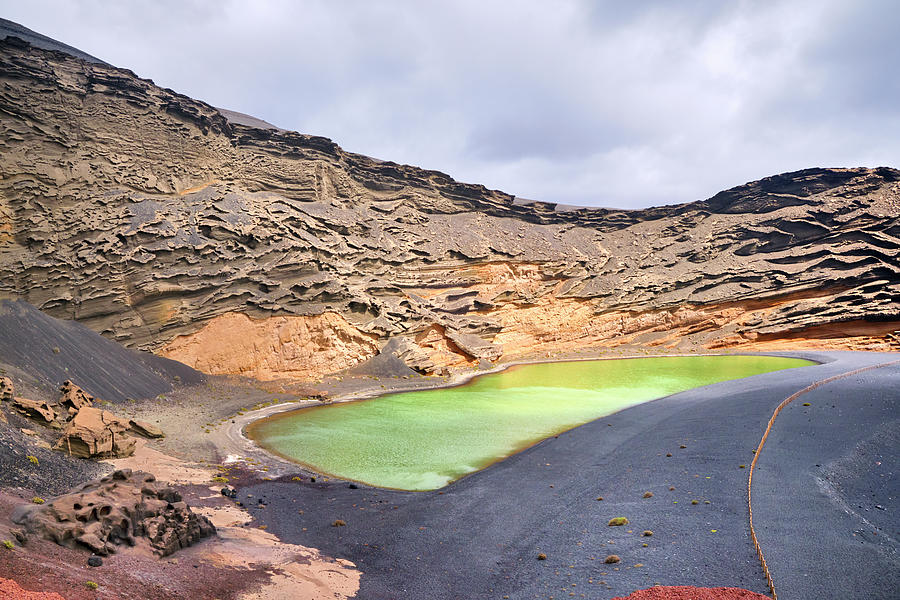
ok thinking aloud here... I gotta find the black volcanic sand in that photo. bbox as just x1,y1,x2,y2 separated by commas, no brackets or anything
236,351,899,600
0,299,203,403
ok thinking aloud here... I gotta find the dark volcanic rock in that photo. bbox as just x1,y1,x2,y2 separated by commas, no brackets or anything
11,468,215,556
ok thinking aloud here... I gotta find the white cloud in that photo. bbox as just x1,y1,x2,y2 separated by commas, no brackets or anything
1,0,897,207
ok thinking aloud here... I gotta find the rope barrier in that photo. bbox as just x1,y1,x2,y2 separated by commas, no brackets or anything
747,357,900,599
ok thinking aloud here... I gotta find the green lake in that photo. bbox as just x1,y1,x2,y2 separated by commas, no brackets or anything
246,355,813,491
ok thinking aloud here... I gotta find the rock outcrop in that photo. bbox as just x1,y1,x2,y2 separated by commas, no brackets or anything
0,376,13,401
11,398,56,424
58,380,93,417
0,32,898,378
11,468,215,556
54,406,135,458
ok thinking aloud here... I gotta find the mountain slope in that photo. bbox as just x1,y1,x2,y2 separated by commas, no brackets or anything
0,32,898,380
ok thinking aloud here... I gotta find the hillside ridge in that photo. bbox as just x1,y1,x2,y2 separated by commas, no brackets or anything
1,33,898,379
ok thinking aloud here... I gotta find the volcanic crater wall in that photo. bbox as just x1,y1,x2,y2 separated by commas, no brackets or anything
0,36,898,380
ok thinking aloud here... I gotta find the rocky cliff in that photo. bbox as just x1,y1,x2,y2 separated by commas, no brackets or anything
1,32,898,380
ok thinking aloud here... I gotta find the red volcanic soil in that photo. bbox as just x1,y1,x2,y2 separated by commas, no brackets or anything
0,578,66,600
613,587,771,600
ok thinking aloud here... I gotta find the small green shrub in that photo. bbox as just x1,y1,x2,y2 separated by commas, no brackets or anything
3,540,13,549
211,476,229,483
608,517,629,526
642,530,653,537
27,455,39,465
85,581,98,590
31,496,45,504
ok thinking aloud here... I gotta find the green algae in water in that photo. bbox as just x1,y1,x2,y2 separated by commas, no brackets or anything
247,355,813,491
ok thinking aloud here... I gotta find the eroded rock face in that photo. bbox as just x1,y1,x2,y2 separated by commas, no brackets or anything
11,398,56,423
54,406,135,458
160,311,378,380
11,468,215,556
0,376,13,401
58,380,93,417
0,37,898,378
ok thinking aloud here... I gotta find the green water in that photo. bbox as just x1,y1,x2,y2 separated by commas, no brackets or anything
247,355,813,491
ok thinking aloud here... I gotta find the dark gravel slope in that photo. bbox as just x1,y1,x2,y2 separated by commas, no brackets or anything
238,351,899,600
0,300,203,403
753,358,900,600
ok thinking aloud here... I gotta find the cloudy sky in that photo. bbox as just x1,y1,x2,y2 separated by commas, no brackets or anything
2,0,897,208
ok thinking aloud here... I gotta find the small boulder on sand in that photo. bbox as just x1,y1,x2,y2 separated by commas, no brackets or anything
128,419,165,439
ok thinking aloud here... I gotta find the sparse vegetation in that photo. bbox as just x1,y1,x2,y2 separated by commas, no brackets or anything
802,402,811,406
211,476,229,483
31,496,45,504
691,500,699,505
608,517,629,526
642,530,653,537
27,455,39,465
3,540,13,549
85,581,98,590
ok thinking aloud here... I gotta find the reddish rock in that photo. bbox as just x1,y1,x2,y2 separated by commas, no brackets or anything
0,578,66,600
612,586,772,600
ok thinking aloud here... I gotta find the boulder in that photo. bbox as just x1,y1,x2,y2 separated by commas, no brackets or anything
0,376,13,401
54,406,135,458
58,380,94,416
11,469,216,557
128,419,164,439
445,330,503,362
11,397,57,423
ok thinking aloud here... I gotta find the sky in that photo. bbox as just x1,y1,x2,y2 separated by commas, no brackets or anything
1,0,898,208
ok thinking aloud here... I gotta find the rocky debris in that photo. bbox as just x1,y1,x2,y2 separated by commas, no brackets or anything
611,587,771,600
128,419,164,439
390,337,442,375
11,398,56,424
445,330,502,362
11,469,216,557
0,577,66,600
0,35,897,380
54,407,135,459
57,380,93,416
0,377,13,401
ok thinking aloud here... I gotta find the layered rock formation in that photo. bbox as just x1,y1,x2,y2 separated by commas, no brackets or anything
0,32,898,380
